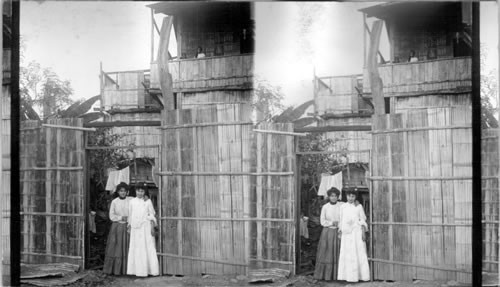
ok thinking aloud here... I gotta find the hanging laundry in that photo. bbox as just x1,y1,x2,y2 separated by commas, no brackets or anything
300,216,309,239
317,172,343,197
105,166,130,193
89,211,97,233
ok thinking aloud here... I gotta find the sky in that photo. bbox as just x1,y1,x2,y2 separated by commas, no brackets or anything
21,1,498,108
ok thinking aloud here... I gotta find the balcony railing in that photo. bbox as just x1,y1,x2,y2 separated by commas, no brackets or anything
150,54,253,92
362,57,472,95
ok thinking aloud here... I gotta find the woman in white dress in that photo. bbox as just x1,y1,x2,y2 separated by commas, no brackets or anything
127,182,159,277
337,189,370,282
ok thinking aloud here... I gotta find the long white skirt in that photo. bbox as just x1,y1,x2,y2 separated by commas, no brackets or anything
127,221,159,277
337,226,370,282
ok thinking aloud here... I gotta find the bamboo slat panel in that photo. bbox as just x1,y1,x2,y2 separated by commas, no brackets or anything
481,129,499,273
1,37,10,285
20,119,86,268
101,71,156,110
166,54,253,91
180,90,253,109
370,107,472,283
159,104,295,276
108,113,161,159
363,57,472,95
323,117,372,164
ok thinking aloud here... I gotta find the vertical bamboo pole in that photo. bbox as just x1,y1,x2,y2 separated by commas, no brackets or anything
295,139,301,275
497,1,500,283
157,145,163,273
256,130,263,268
176,112,183,273
363,13,367,68
369,149,373,281
45,127,52,261
150,8,154,64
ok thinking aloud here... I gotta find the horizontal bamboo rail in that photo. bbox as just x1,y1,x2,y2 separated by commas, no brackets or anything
42,124,96,132
160,216,294,222
253,129,307,137
371,221,471,226
21,252,83,260
160,121,253,130
248,258,294,265
295,125,372,133
368,176,472,181
296,149,370,155
20,212,84,217
85,145,160,150
369,258,472,274
156,253,247,266
158,171,294,176
370,125,472,134
20,167,83,171
84,120,161,128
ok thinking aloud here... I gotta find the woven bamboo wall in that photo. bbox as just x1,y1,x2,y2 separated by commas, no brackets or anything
20,119,86,268
1,37,10,287
109,113,161,159
322,117,372,164
481,129,499,273
167,54,253,92
179,90,252,109
370,106,472,283
159,104,295,275
363,57,471,95
102,70,159,110
315,75,362,115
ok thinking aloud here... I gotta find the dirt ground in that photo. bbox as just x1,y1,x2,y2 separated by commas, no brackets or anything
48,270,476,287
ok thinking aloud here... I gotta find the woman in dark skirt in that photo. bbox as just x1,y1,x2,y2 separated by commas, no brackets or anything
313,187,343,281
103,182,131,275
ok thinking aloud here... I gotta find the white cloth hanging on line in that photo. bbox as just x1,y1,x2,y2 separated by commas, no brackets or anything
106,166,130,193
317,172,343,197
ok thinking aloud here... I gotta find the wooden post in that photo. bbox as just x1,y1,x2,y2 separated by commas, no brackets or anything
158,17,175,111
497,1,500,283
367,20,385,115
363,13,367,68
295,139,301,275
313,68,318,116
151,9,155,64
176,17,182,60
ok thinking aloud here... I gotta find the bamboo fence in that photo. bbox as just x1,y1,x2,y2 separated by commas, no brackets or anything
159,104,295,276
481,129,499,273
20,119,86,268
370,106,472,283
1,24,10,284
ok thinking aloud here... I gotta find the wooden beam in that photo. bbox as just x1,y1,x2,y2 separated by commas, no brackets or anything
294,125,372,133
367,20,385,115
83,120,161,128
150,8,154,63
157,16,175,110
365,21,386,64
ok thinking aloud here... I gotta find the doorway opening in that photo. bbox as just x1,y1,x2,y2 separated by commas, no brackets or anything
85,144,160,270
296,147,370,275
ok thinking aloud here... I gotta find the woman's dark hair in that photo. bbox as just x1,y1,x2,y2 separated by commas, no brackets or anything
113,182,129,198
327,187,340,197
116,182,129,192
136,182,150,197
346,189,358,197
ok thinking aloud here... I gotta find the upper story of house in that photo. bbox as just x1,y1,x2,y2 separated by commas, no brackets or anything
147,2,255,110
360,2,472,96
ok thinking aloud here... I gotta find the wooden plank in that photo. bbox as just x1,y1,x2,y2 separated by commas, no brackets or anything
367,20,384,115
217,104,234,274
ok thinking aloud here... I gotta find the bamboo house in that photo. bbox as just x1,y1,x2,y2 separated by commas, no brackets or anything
17,2,495,285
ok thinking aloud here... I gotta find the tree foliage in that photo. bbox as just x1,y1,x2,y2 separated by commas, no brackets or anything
20,38,74,119
481,46,499,128
253,78,286,121
87,128,127,189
